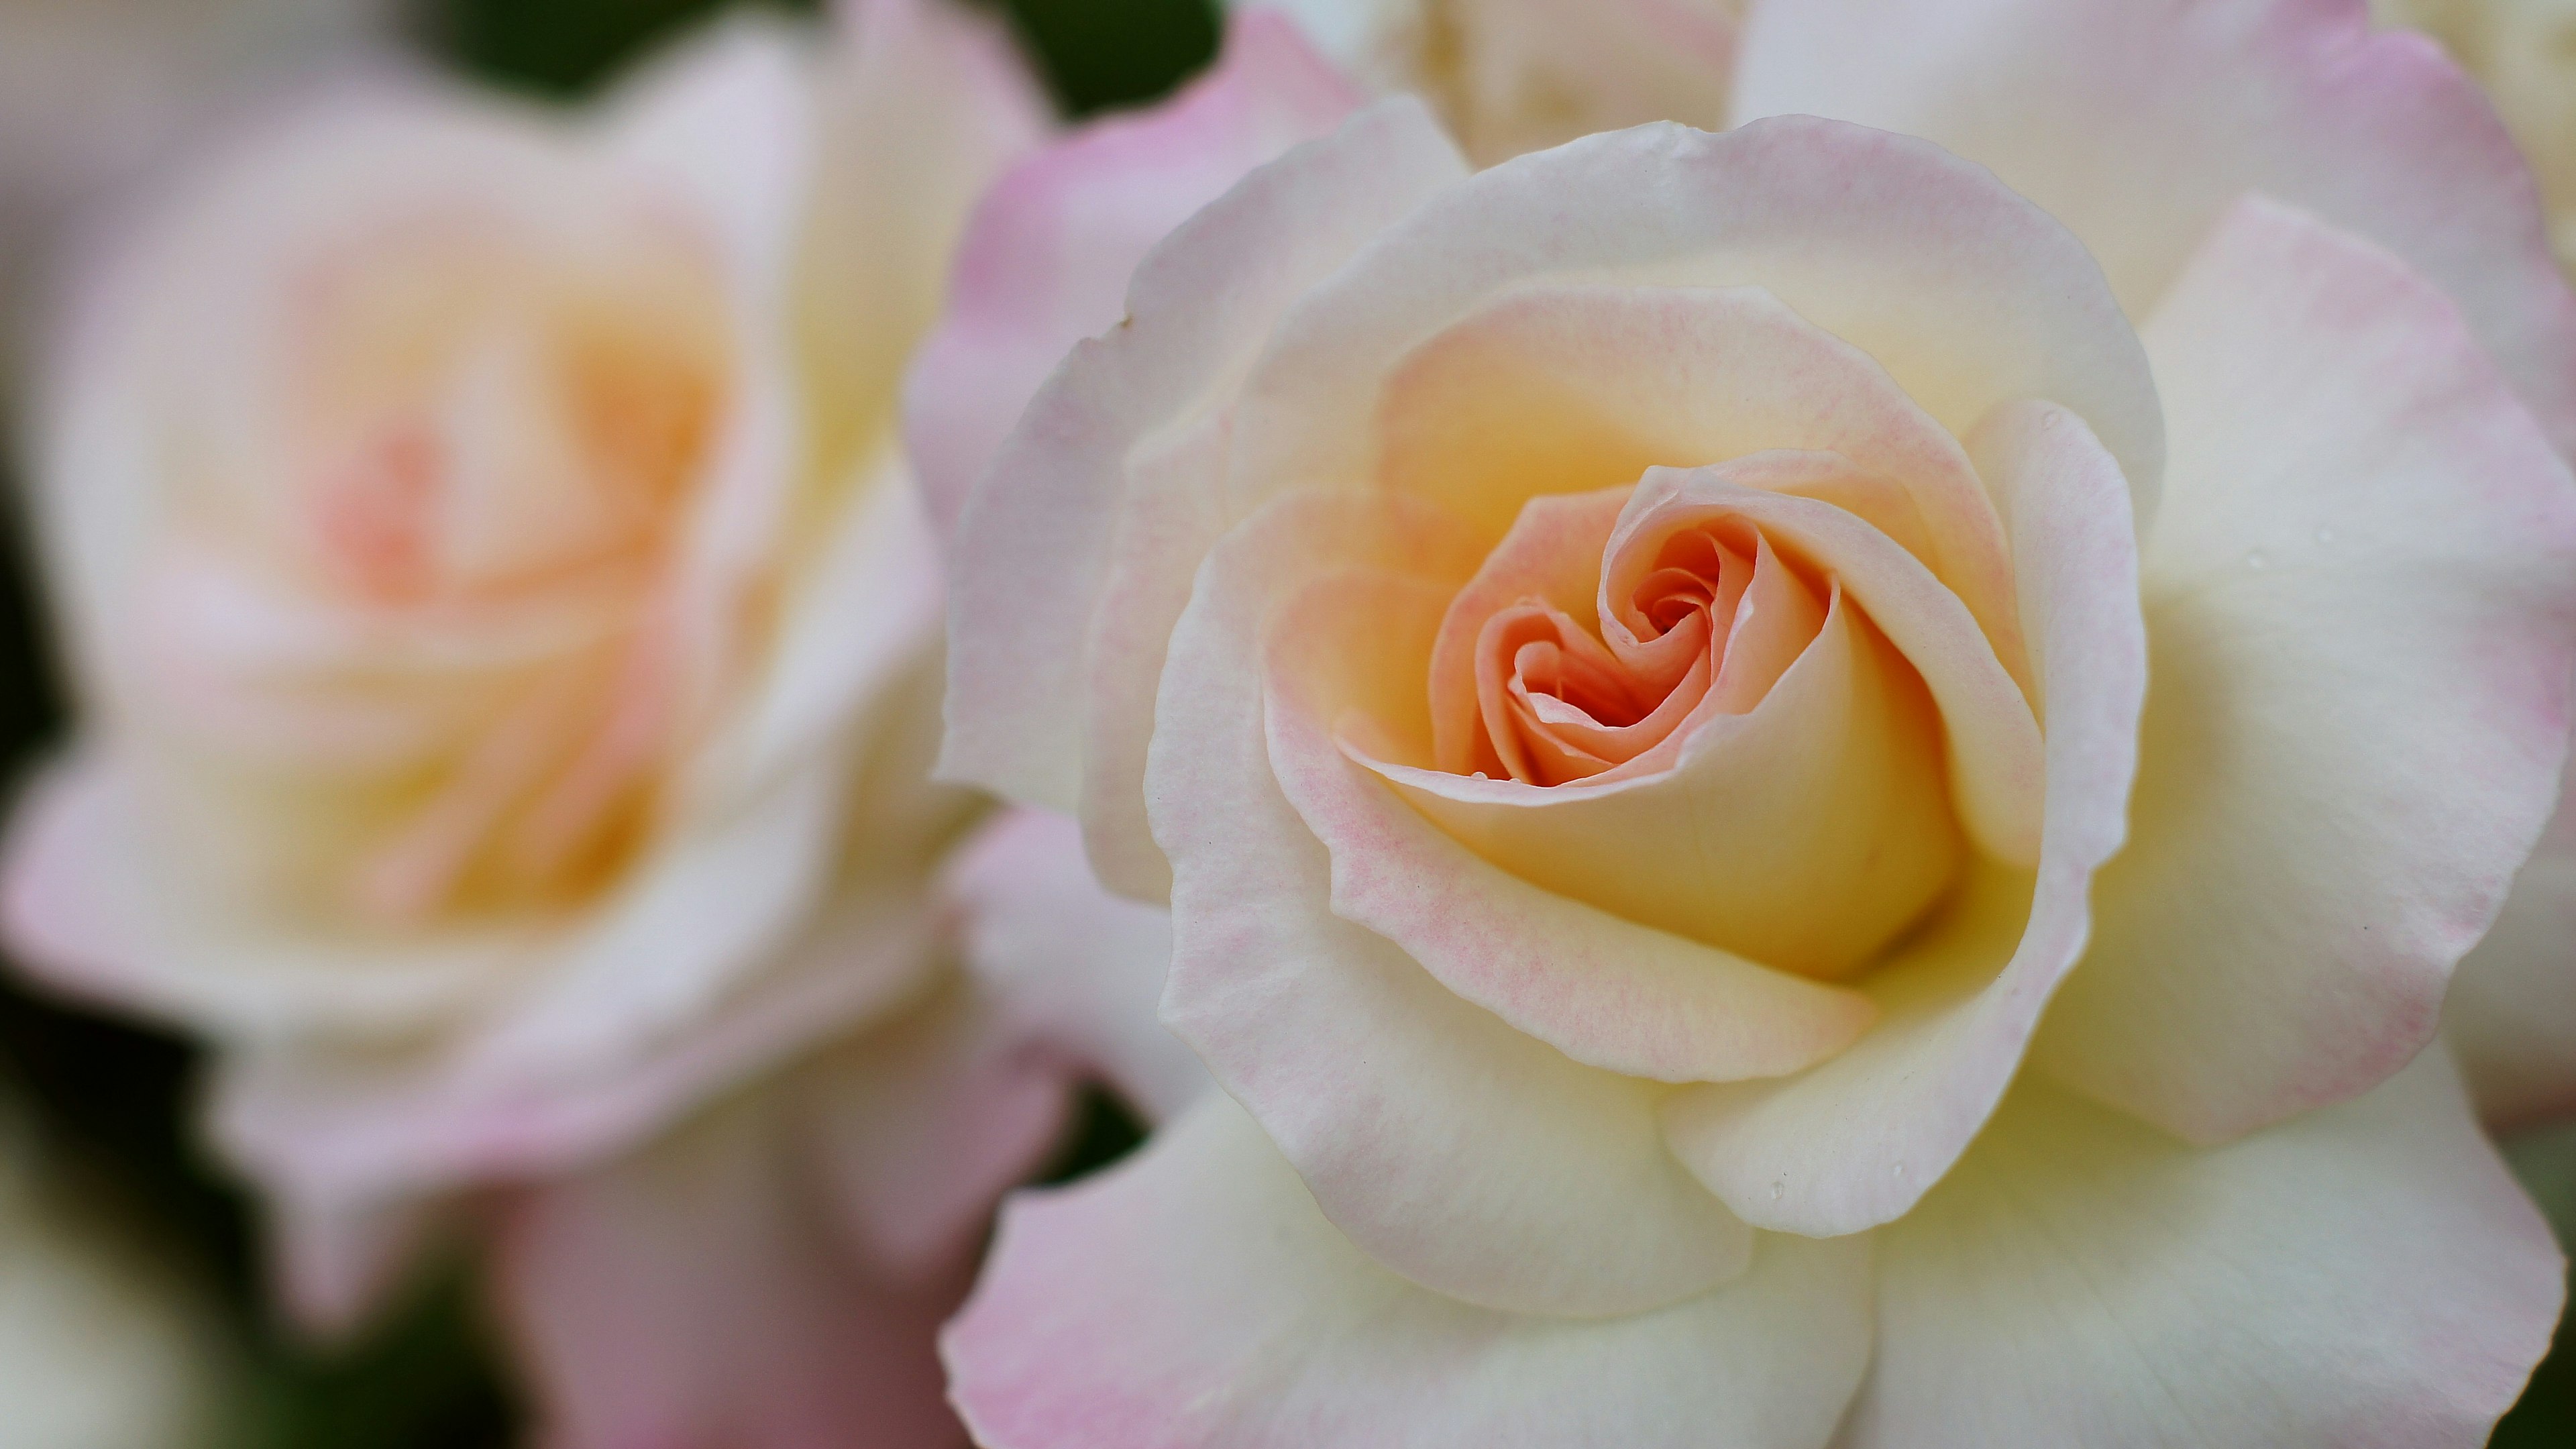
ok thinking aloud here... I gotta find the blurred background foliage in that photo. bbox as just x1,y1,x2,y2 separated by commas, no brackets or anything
0,0,2567,1445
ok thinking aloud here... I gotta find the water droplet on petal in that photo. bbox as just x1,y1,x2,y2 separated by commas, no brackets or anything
1769,1179,1784,1200
2039,411,2061,431
2245,549,2269,570
1892,1161,1907,1180
1471,771,1489,781
2314,525,2337,545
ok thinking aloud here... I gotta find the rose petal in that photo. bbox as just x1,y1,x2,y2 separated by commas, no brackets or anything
492,1085,973,1449
1660,401,2145,1236
2445,786,2576,1131
1153,487,1752,1316
904,9,1360,541
1840,1050,2563,1449
945,1093,1876,1449
938,98,1468,817
1228,115,2162,532
793,989,1072,1279
944,808,1211,1124
1733,0,2576,455
2032,197,2576,1144
796,0,1050,489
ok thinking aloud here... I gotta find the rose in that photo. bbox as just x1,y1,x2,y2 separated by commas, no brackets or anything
2371,0,2576,1134
922,2,2576,1441
1229,0,1741,164
0,2,1104,1440
0,1096,233,1449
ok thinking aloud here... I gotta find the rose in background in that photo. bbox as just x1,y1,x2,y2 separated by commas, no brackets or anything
0,1094,235,1449
926,1,2576,1442
0,0,1198,1442
0,0,396,392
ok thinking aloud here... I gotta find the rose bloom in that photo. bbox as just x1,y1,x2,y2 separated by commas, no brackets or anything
0,1,1181,1443
0,1097,234,1449
923,2,2576,1442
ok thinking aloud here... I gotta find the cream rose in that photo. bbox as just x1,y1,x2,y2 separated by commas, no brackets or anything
925,2,2576,1442
0,0,1061,1401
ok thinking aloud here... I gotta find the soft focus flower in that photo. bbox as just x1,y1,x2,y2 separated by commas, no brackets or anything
2371,0,2576,1134
0,1095,233,1449
0,0,1153,1442
1229,0,1741,164
0,0,394,387
925,1,2576,1441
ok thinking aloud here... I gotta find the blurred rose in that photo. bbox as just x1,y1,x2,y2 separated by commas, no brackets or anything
1232,0,1740,164
0,0,394,387
926,2,2576,1442
2371,0,2576,1134
0,1097,233,1449
0,0,1138,1442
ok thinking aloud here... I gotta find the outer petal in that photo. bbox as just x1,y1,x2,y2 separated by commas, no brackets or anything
1839,1051,2563,1449
904,11,1360,540
946,1093,1876,1449
1228,115,2163,531
944,808,1211,1123
492,1080,975,1449
1733,0,2576,455
939,96,1467,815
2033,198,2576,1144
1153,488,1753,1316
1661,401,2145,1236
2446,786,2576,1130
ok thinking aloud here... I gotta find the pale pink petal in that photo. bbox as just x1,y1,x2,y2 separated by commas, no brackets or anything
1661,402,2145,1236
944,808,1210,1123
2032,199,2576,1144
1228,115,2162,533
268,1195,441,1339
1266,567,1878,1083
797,0,1049,488
794,988,1072,1278
1840,1051,2563,1449
1152,486,1750,1316
2445,786,2576,1130
938,98,1468,814
493,1085,971,1449
904,10,1360,541
946,1093,1876,1449
1733,0,2576,454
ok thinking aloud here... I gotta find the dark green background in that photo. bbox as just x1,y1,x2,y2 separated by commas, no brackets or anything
0,1,2566,1444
